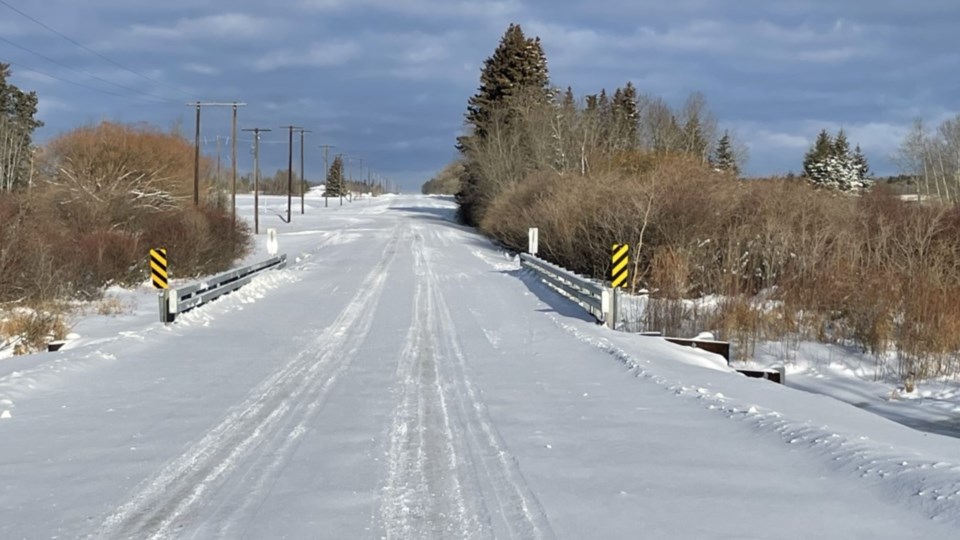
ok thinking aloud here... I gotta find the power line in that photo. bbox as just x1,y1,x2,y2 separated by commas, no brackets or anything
5,60,176,105
188,101,246,206
0,0,194,99
0,35,180,104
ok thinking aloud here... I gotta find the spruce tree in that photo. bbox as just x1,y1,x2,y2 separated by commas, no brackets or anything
833,129,850,161
461,23,549,145
324,155,345,197
853,144,870,182
803,130,833,180
803,129,866,191
829,129,861,190
598,89,609,110
585,94,599,111
612,82,639,149
456,23,551,226
562,86,575,110
711,131,738,176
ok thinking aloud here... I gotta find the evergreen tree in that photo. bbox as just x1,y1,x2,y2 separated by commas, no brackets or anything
828,129,863,190
853,144,870,181
803,129,867,191
594,88,614,146
460,23,549,145
833,129,850,161
802,130,833,180
0,63,42,191
597,89,609,111
711,130,739,176
561,86,575,110
585,94,599,111
611,82,639,149
456,23,551,226
324,155,345,197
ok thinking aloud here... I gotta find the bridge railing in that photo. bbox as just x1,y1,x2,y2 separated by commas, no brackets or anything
519,253,613,327
159,254,287,323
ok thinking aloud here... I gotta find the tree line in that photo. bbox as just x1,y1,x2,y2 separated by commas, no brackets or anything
436,24,960,383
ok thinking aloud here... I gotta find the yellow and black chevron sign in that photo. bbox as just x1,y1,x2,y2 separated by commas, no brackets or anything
611,244,629,289
150,248,168,289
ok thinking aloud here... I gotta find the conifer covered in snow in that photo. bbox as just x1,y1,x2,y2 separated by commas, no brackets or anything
802,129,870,191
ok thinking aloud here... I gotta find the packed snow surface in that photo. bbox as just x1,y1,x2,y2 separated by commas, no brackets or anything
2,193,960,539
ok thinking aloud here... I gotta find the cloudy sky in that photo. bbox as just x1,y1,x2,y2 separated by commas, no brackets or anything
2,0,958,188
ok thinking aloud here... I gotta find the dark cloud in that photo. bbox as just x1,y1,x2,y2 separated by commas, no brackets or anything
1,0,957,186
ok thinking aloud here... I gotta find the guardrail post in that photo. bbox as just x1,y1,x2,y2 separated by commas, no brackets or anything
602,288,613,328
158,289,177,324
167,289,178,323
528,227,539,255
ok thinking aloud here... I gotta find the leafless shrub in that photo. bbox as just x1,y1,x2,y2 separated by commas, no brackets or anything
0,121,250,306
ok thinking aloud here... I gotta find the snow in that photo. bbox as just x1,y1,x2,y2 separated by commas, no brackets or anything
747,340,960,441
1,191,960,538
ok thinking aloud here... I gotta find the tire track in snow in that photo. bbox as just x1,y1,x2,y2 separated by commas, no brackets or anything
93,224,405,540
425,232,555,540
379,226,553,539
205,227,412,537
381,230,484,539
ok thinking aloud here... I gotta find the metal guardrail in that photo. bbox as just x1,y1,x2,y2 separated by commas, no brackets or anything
158,254,287,323
519,253,612,327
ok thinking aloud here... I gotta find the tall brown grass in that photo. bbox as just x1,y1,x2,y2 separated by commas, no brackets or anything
0,305,70,356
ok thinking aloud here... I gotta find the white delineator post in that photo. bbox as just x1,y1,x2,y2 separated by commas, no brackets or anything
528,227,539,255
267,228,279,256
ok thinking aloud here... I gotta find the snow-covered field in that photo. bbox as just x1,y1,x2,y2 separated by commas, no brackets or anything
2,191,960,538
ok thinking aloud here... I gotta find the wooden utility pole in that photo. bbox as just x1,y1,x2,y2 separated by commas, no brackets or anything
242,128,271,234
297,129,312,215
342,154,351,207
193,102,200,205
356,158,363,202
319,144,335,208
280,125,302,223
187,101,246,208
215,135,222,187
231,103,241,227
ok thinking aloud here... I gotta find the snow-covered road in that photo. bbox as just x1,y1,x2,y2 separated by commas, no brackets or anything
3,194,960,539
